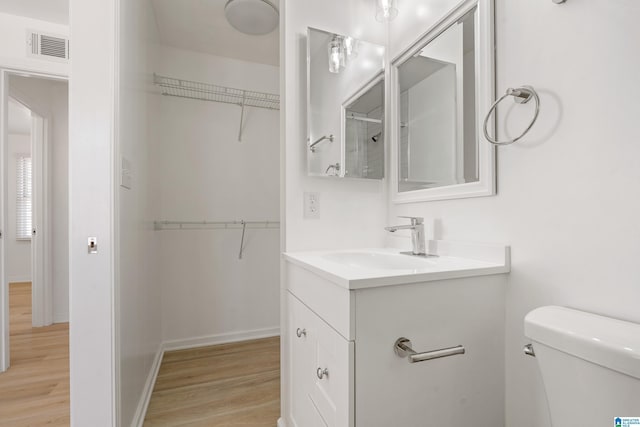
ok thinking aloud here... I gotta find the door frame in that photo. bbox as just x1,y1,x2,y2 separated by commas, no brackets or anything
0,66,67,371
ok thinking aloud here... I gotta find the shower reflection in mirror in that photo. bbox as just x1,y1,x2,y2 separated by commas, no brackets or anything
342,75,384,179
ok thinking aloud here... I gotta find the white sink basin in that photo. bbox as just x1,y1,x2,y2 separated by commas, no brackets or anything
283,244,511,290
321,251,437,271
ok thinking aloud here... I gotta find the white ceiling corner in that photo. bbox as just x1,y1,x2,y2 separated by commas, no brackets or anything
0,0,68,25
151,0,279,67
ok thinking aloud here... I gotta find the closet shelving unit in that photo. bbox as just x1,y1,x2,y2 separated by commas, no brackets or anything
154,220,280,259
153,73,280,141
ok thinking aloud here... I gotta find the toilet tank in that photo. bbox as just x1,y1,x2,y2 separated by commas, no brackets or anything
525,306,640,426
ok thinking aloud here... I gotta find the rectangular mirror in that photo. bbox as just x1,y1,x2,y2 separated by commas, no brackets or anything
307,27,385,178
392,0,495,202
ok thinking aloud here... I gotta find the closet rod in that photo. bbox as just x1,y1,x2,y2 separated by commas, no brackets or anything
346,115,382,124
154,220,280,231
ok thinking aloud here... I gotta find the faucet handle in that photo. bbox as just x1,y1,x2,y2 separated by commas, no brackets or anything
398,216,424,226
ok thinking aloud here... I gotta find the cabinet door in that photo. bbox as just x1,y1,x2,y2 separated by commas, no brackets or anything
289,293,317,427
289,292,354,427
309,316,354,427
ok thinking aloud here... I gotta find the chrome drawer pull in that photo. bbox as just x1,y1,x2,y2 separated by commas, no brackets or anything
394,337,465,363
316,367,329,379
296,328,306,338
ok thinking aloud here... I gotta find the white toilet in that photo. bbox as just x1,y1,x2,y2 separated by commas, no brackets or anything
525,306,640,426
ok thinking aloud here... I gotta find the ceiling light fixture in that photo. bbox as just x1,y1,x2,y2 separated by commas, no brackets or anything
224,0,279,36
375,0,398,22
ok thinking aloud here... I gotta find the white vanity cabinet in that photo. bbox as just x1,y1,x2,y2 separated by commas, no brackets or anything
283,245,510,427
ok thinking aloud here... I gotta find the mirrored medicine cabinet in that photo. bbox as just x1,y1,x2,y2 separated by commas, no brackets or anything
391,0,496,202
307,27,385,179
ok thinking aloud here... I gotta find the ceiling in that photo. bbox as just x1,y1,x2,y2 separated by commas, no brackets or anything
0,0,68,25
151,0,279,67
8,98,31,135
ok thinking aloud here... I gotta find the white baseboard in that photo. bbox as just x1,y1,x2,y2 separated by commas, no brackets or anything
163,326,280,352
53,312,69,324
130,343,164,427
277,417,287,427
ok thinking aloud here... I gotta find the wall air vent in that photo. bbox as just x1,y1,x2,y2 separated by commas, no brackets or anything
27,31,69,62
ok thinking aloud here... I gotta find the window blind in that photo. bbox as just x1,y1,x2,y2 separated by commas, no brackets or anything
16,156,32,240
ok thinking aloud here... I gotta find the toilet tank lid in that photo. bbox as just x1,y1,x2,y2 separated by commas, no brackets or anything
525,306,640,380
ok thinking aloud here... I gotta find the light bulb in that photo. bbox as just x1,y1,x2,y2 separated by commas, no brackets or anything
343,36,359,60
376,0,398,22
328,36,342,73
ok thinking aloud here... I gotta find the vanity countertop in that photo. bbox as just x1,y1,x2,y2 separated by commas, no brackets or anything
283,241,510,290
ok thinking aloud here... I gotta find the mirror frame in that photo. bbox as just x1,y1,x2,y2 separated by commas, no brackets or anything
389,0,495,203
340,72,385,179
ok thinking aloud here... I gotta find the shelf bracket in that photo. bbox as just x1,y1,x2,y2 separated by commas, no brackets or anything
238,91,246,142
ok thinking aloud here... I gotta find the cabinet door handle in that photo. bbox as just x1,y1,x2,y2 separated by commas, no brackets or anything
296,328,307,338
316,367,329,379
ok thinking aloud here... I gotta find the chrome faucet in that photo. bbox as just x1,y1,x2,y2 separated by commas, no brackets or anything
385,216,434,257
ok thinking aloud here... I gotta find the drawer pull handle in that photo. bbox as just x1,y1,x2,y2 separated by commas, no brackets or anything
296,328,307,338
316,367,329,379
394,337,465,363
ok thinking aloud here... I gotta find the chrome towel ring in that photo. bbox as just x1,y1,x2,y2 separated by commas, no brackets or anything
483,86,540,146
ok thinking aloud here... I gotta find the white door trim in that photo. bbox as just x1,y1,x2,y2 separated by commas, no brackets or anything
0,68,9,372
30,113,52,327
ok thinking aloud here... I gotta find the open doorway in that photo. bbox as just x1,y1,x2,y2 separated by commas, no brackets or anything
0,72,69,424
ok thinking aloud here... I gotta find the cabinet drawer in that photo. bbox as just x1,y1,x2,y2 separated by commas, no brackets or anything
289,293,316,427
287,262,354,340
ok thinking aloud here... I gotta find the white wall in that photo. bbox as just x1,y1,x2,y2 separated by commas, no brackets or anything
406,65,456,183
0,12,69,76
69,0,116,423
154,46,280,346
387,1,640,426
6,134,31,283
8,75,69,323
117,0,163,425
50,81,69,323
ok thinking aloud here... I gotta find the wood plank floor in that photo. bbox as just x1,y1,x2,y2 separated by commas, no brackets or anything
0,282,70,426
144,337,280,427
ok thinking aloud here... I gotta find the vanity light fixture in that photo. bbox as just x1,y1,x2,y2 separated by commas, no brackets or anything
343,36,358,58
376,0,398,22
328,35,360,73
328,35,344,73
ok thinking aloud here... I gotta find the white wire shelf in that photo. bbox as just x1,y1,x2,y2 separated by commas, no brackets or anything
154,220,280,231
153,74,280,111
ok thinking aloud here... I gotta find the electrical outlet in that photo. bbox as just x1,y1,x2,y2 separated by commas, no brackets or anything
304,192,320,219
